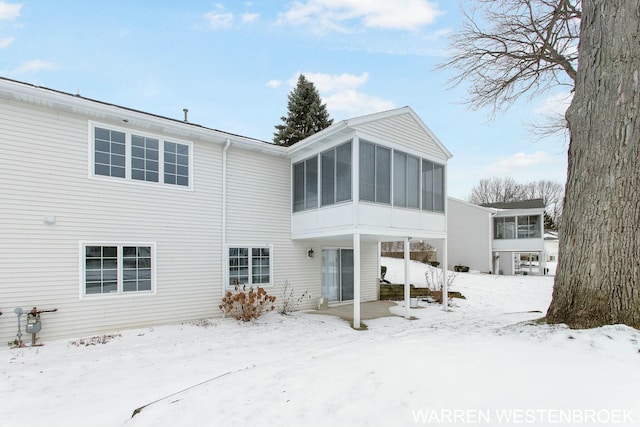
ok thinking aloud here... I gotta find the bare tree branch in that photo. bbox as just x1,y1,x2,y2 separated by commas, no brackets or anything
438,0,580,115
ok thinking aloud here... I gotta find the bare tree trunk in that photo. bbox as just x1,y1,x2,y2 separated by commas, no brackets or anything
547,0,640,328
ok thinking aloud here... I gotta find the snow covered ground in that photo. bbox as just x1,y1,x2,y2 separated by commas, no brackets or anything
2,258,639,427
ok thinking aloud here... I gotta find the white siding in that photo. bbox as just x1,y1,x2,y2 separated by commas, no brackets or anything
0,99,224,343
353,114,448,160
224,149,378,309
447,198,493,272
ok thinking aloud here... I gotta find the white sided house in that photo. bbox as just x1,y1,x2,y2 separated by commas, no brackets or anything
447,198,547,275
0,77,452,343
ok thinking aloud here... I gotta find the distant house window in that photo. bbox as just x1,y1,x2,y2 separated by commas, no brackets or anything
83,244,154,296
518,215,541,239
322,141,352,206
91,123,191,188
228,246,272,287
494,215,541,239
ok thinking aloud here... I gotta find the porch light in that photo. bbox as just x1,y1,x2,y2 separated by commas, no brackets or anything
307,248,314,259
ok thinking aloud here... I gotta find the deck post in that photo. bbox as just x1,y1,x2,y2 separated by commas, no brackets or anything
442,237,448,311
353,232,361,329
404,236,411,319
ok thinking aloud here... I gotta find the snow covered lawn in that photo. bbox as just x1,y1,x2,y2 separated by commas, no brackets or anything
2,258,639,427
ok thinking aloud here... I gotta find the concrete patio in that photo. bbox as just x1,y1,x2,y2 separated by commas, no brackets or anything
308,301,402,327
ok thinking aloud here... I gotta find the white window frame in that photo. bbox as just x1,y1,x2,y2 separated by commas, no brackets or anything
225,244,274,288
88,121,193,190
79,241,157,299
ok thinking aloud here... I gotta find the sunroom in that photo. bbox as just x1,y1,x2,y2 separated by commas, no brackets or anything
287,107,453,327
489,200,547,275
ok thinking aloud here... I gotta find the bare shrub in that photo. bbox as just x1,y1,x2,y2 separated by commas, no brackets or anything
278,280,312,315
219,283,276,322
425,267,457,291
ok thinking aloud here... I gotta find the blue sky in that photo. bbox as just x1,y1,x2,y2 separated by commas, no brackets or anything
0,0,570,199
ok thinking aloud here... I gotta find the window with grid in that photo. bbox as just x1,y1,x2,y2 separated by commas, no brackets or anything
228,246,271,287
164,141,189,186
91,123,191,188
94,127,126,178
83,244,154,296
122,246,152,292
131,135,159,182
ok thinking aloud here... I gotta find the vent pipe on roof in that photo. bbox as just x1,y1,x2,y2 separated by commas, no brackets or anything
183,108,189,122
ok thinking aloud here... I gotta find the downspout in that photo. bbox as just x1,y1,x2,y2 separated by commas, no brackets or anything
222,139,231,294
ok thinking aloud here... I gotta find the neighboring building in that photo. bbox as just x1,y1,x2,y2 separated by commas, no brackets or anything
446,198,494,273
0,77,452,342
447,198,547,275
544,230,559,262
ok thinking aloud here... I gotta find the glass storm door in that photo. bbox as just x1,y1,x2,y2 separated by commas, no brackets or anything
322,249,354,302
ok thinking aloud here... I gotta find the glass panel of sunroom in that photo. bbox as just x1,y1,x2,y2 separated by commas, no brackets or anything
393,151,407,207
293,162,305,212
336,142,351,202
407,155,420,209
321,149,335,206
422,160,434,211
376,146,391,204
305,157,318,209
359,141,375,202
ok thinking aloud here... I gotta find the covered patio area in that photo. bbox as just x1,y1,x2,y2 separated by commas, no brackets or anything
308,300,402,327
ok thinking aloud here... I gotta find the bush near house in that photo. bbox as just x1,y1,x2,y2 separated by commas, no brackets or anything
220,283,276,321
454,265,470,272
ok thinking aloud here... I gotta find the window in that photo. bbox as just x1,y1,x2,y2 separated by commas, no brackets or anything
163,141,190,186
518,215,541,239
131,135,159,182
433,163,444,212
91,123,191,188
228,246,272,287
292,157,318,212
393,150,420,208
94,127,126,178
494,215,541,239
322,142,352,206
83,244,154,296
422,160,445,212
359,141,390,204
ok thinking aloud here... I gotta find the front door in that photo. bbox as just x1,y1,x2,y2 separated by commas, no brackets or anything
322,249,354,302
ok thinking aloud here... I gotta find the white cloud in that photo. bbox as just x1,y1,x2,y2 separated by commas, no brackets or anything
0,1,21,20
10,59,56,75
278,0,442,32
241,12,260,23
266,79,282,88
280,71,395,117
0,35,13,48
290,72,369,93
324,89,396,115
486,151,558,175
204,5,233,29
534,92,573,117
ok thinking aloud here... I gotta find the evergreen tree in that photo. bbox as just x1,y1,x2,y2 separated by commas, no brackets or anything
273,74,333,147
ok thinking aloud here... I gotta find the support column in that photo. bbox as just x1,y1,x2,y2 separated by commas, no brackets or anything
442,237,448,311
353,232,361,329
404,236,411,319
